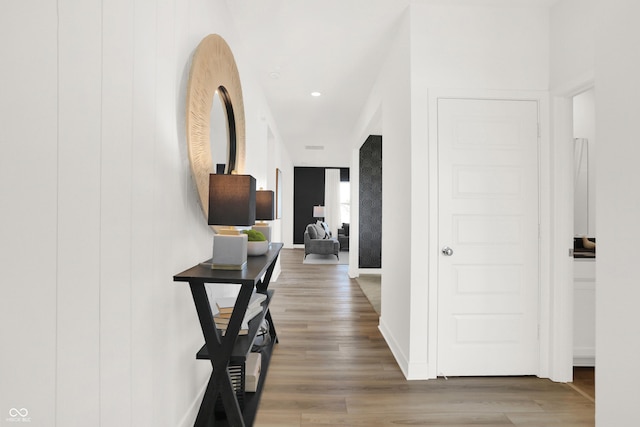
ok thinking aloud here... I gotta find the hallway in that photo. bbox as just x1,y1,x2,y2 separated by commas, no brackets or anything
254,249,595,426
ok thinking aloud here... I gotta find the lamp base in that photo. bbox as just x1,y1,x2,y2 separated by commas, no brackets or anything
211,233,248,270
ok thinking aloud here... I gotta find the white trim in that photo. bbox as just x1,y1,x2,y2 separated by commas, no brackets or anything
547,75,596,382
427,89,440,379
427,88,551,379
178,380,207,427
573,355,595,367
546,96,574,382
378,316,411,377
357,268,381,276
550,71,595,98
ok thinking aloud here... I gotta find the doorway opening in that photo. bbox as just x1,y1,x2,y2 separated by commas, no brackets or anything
571,87,596,401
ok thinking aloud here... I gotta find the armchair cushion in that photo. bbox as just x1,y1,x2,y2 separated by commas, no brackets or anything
307,224,318,239
318,221,331,238
314,222,327,239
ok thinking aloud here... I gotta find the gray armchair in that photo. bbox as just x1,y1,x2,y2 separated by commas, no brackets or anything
304,223,340,259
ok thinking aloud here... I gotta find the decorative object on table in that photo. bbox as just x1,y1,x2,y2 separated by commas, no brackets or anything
186,34,246,221
253,189,275,243
208,174,256,270
251,319,271,353
243,229,269,256
313,205,325,220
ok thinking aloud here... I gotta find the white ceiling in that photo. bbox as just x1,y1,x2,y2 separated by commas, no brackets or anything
224,0,557,168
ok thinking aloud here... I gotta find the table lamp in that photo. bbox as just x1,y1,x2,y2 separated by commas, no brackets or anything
208,174,256,269
253,189,275,243
313,205,325,221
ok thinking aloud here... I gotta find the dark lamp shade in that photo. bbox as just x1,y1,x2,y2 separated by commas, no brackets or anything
208,174,256,226
256,190,275,221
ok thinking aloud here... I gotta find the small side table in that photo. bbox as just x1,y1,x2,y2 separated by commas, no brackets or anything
174,243,283,427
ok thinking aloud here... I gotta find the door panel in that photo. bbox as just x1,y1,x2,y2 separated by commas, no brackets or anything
437,98,539,376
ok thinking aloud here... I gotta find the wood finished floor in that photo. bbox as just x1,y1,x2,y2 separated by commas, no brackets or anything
254,248,595,426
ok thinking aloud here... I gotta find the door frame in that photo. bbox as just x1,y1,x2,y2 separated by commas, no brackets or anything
548,74,595,382
427,89,560,380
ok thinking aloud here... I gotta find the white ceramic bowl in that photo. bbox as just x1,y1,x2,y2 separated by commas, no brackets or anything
247,240,269,256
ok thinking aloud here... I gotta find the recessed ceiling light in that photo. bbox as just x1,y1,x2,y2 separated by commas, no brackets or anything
311,91,322,97
269,71,280,79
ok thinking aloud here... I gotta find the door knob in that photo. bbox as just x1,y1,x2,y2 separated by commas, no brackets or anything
441,246,454,256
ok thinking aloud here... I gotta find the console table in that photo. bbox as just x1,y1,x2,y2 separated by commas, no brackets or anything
174,242,283,427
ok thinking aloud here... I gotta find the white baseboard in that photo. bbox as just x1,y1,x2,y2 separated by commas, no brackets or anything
178,381,207,427
573,347,595,367
379,315,431,380
573,356,595,367
378,317,409,378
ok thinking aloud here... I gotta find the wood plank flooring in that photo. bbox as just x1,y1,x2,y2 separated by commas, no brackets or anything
254,248,595,426
570,368,595,402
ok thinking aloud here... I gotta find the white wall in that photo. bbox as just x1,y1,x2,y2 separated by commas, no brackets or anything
377,10,414,377
551,0,640,423
594,0,640,424
0,1,58,424
355,1,550,380
414,1,549,91
0,0,291,425
240,76,294,249
548,0,596,383
549,0,595,92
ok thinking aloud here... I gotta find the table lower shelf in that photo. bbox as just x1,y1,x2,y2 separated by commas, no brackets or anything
196,290,274,363
204,338,276,427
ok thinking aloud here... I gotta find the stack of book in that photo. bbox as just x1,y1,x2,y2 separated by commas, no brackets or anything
214,291,267,335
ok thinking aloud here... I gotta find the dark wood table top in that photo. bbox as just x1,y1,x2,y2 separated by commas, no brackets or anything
173,242,283,285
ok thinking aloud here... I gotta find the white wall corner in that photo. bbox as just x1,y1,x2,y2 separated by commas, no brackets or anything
405,360,430,381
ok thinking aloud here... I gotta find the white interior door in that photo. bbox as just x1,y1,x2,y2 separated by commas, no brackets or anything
437,98,539,377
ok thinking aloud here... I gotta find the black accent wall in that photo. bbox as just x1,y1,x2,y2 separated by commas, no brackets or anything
359,135,382,268
294,167,325,244
293,167,349,244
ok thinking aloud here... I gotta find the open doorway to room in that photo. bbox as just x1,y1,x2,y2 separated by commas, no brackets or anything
571,87,596,401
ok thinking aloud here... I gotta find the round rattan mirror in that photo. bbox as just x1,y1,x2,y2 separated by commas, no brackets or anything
186,34,246,219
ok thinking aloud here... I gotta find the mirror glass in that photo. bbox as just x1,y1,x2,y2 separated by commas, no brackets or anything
210,90,230,174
